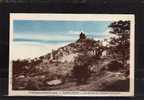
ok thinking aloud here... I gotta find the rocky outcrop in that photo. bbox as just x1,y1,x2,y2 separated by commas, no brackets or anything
12,32,108,90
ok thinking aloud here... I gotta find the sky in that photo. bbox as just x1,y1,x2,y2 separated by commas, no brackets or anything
12,20,112,60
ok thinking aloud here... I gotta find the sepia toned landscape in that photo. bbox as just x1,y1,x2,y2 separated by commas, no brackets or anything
11,20,130,92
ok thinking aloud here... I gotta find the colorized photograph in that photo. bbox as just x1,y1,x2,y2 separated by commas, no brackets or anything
9,14,134,96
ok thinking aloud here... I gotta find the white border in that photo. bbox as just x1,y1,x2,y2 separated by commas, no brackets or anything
9,13,135,96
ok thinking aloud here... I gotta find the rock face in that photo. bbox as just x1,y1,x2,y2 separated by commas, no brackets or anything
12,32,107,90
60,53,78,63
46,32,89,63
13,32,105,77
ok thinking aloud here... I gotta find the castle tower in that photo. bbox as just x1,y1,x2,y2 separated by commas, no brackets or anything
77,32,86,42
80,32,86,40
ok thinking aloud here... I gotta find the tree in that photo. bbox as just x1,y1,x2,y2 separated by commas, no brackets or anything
108,20,130,67
72,54,91,85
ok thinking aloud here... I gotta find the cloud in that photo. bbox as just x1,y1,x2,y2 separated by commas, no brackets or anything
67,30,87,35
93,28,117,40
14,32,78,43
14,28,114,44
65,29,114,41
67,30,81,35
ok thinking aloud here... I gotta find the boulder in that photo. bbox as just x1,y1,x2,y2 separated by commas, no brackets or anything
46,79,62,86
104,60,123,72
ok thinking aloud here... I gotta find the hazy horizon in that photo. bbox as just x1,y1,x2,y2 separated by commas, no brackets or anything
12,20,112,60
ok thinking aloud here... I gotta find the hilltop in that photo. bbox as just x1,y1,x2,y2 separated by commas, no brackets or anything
12,32,129,91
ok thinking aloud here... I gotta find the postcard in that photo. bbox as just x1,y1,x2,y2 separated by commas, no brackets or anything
9,13,135,96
